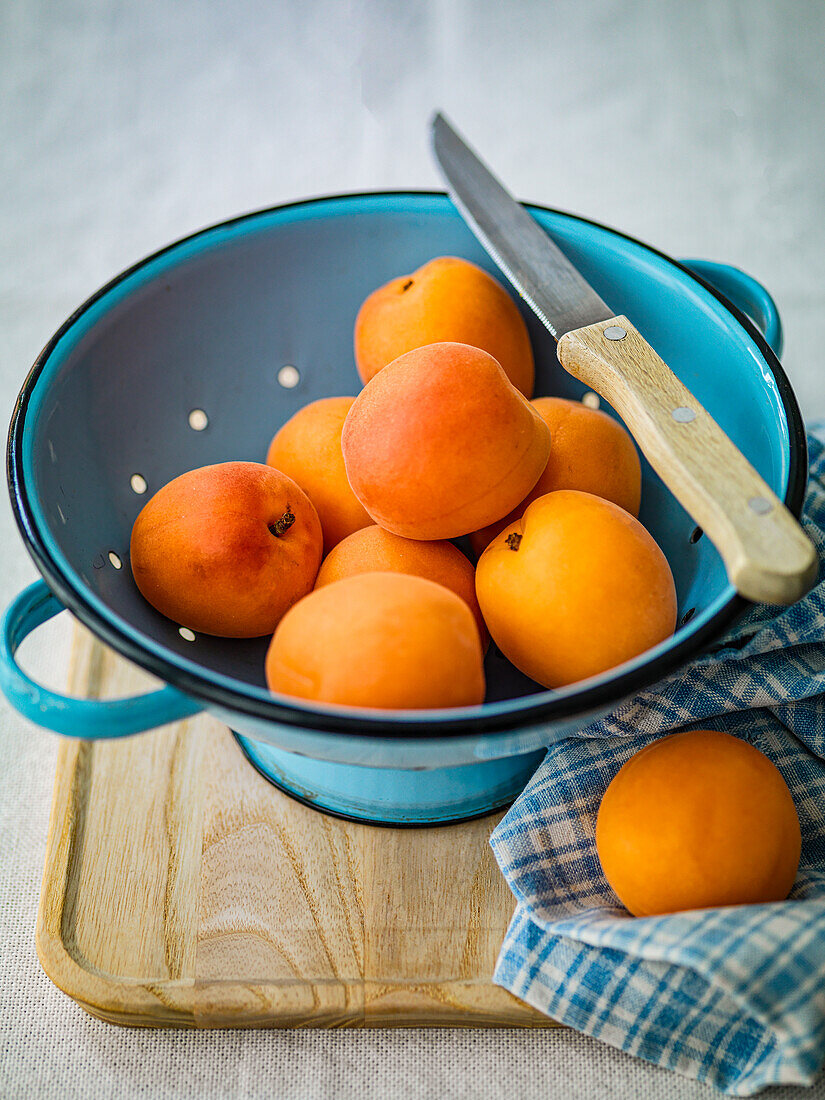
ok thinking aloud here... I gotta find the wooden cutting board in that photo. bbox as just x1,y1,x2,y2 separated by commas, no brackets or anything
36,623,552,1028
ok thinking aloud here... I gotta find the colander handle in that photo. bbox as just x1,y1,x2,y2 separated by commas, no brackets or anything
680,260,783,358
0,580,202,738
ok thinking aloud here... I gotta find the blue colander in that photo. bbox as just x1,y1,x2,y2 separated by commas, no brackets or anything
1,193,806,824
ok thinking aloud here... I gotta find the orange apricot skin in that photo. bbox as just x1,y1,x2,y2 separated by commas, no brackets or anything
596,729,801,917
470,397,642,555
341,342,551,541
475,490,677,688
315,524,487,645
354,255,535,396
130,462,323,638
265,572,486,710
266,396,371,554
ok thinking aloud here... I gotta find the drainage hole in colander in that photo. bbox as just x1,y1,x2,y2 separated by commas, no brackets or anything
130,474,147,495
689,526,703,544
178,627,196,642
581,391,600,409
278,365,300,389
108,551,122,569
188,408,208,431
680,607,696,627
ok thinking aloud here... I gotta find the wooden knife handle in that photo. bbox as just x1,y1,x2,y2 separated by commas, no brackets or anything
557,315,817,606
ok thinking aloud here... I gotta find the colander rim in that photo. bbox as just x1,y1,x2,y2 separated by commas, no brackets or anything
7,190,809,739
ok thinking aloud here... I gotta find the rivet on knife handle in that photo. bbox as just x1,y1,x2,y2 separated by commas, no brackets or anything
557,316,818,605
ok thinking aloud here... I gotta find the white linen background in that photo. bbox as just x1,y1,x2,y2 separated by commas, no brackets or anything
2,1,825,1096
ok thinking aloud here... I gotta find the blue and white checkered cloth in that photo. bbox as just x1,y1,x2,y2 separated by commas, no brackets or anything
491,427,825,1096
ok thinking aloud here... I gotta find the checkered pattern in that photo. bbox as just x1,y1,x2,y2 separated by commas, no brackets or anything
491,428,825,1096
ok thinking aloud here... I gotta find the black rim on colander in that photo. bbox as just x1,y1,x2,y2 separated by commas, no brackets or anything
6,192,810,740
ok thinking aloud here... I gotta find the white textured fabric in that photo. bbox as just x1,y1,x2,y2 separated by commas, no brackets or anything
2,1,825,1096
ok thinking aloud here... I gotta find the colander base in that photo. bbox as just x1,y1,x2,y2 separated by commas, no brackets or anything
233,733,546,826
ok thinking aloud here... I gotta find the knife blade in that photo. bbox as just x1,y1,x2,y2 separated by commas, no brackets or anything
431,111,613,339
429,111,817,606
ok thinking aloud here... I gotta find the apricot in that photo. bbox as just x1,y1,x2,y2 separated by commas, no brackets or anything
470,397,642,555
266,396,371,553
596,730,801,916
130,462,322,637
354,256,534,396
265,572,485,710
341,342,551,540
475,490,677,688
315,524,486,644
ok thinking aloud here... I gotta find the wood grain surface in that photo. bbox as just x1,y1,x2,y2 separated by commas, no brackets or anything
36,623,552,1028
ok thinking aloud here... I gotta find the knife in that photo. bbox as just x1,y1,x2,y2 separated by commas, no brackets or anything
431,112,817,606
